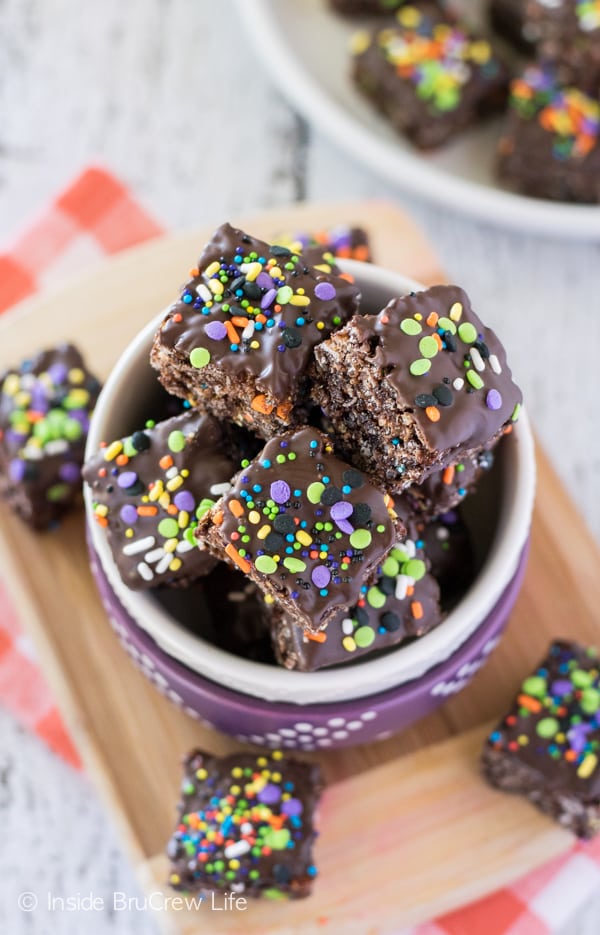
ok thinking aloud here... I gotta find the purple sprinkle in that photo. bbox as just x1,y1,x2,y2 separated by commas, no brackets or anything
256,272,272,289
337,519,354,535
47,363,68,385
330,501,353,521
120,504,138,525
315,282,336,301
59,462,80,483
174,491,195,512
270,480,291,504
311,565,331,588
567,723,591,754
257,783,281,805
117,471,138,489
281,798,303,817
486,389,502,411
261,288,277,309
205,321,227,341
9,460,25,483
551,679,573,697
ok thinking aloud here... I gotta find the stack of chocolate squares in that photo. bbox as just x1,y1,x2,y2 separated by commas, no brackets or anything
85,222,522,672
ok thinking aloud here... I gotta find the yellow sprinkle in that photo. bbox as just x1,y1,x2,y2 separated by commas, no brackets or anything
205,261,220,277
296,530,312,546
244,261,263,281
164,538,178,553
577,754,598,779
257,524,271,539
95,504,109,517
469,39,491,64
68,388,90,406
398,5,421,27
231,767,243,778
250,340,260,350
196,767,208,779
68,367,85,384
15,391,31,408
270,266,283,279
230,784,241,795
181,469,190,478
169,557,182,572
264,594,275,605
148,480,164,501
271,772,281,783
178,510,190,528
248,510,261,524
2,374,20,396
272,750,283,760
229,859,240,870
125,529,134,538
167,475,183,492
209,278,224,296
289,294,310,306
104,441,123,461
257,757,268,767
159,492,171,509
343,636,357,652
316,321,325,330
170,874,180,885
449,301,463,322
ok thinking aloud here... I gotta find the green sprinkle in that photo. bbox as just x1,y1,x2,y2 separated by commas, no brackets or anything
367,586,386,609
64,418,83,441
437,316,456,334
521,675,547,699
355,626,376,648
196,498,215,519
466,370,484,390
307,482,325,504
572,669,594,688
458,322,477,344
400,317,422,336
168,430,186,453
158,518,179,538
283,557,307,573
276,286,293,304
581,688,600,714
404,558,426,581
382,556,400,577
262,889,289,901
418,335,439,359
255,555,277,574
46,483,70,502
409,358,431,376
349,529,372,549
536,717,559,739
264,828,291,849
190,347,210,368
512,402,521,422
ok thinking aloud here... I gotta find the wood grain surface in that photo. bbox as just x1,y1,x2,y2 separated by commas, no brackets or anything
1,201,598,933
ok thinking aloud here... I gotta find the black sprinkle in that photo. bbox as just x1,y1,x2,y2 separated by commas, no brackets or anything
241,235,251,244
354,606,369,627
230,276,246,292
126,482,144,497
342,468,364,488
321,486,343,505
352,502,372,525
273,514,295,534
415,393,437,408
273,864,291,883
264,532,285,553
433,384,453,407
243,282,262,300
474,340,490,359
381,612,402,632
282,327,302,349
443,332,457,352
379,576,395,596
131,431,151,452
270,244,291,257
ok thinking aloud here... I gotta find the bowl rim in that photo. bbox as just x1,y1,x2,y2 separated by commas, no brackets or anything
85,261,536,703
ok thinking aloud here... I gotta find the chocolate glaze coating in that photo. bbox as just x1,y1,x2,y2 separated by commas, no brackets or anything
168,749,322,898
83,411,237,589
482,640,600,838
0,344,101,529
312,285,522,490
195,427,401,632
406,446,495,519
414,508,474,608
150,223,360,438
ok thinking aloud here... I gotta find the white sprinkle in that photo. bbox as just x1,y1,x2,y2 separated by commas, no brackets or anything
137,562,154,581
166,466,179,479
145,548,165,563
436,527,450,541
224,840,251,859
470,348,485,372
195,283,212,302
453,377,465,391
20,374,36,389
395,574,411,600
489,354,502,374
45,439,69,455
123,536,156,556
341,618,354,635
156,553,173,575
22,446,43,460
241,321,255,341
210,482,232,496
176,539,194,553
241,822,253,834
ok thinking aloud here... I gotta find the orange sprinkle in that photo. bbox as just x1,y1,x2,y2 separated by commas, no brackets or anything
306,630,327,643
213,510,224,526
116,453,129,467
189,267,199,277
167,504,178,515
225,321,240,345
425,406,440,422
336,245,351,258
380,315,390,324
442,466,455,486
251,394,274,415
95,515,108,528
137,505,158,517
426,311,438,327
225,543,251,574
231,316,249,328
339,272,355,283
26,410,44,423
565,750,577,762
228,499,244,518
159,455,174,470
433,332,443,350
98,467,107,478
406,585,414,597
411,601,424,620
503,424,513,435
255,314,267,324
517,693,542,713
354,245,370,261
172,313,183,324
274,304,282,313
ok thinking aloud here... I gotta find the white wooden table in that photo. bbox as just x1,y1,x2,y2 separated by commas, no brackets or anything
0,1,599,933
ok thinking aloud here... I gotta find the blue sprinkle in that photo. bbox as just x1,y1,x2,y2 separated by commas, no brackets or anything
309,440,318,449
182,293,192,304
230,344,239,352
262,459,271,468
342,485,351,494
322,476,330,484
295,317,305,326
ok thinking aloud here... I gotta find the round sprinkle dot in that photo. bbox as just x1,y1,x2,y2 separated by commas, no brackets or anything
311,565,331,588
205,321,227,340
117,471,138,489
522,675,547,698
255,555,278,574
315,282,336,301
400,318,422,336
354,626,375,648
174,490,195,512
418,335,439,358
330,500,353,521
404,559,426,581
409,359,431,376
382,556,400,577
283,557,307,573
307,482,325,504
486,389,502,410
342,636,357,652
458,322,477,344
190,347,211,368
158,518,179,538
168,430,186,453
270,480,290,504
349,529,372,549
120,504,138,525
536,717,559,739
367,586,386,609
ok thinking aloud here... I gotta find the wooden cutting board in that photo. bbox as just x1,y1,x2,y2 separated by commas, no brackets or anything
1,201,599,934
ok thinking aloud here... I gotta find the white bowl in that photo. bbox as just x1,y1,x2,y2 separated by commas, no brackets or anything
85,261,535,704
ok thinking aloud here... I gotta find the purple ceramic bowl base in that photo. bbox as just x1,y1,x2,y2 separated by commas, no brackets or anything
89,539,530,750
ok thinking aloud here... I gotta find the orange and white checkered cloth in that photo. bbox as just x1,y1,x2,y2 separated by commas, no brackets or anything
1,168,599,934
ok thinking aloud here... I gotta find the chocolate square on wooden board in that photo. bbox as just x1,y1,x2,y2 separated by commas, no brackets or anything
167,749,322,899
311,285,522,492
195,427,401,632
482,640,600,839
0,344,101,529
150,223,360,439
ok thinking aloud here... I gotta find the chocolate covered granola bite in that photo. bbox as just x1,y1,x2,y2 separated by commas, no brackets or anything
0,344,100,528
352,4,508,149
83,411,237,589
150,223,360,439
195,427,401,632
270,224,372,271
312,285,522,492
167,748,322,899
498,65,600,203
482,641,600,839
405,447,495,519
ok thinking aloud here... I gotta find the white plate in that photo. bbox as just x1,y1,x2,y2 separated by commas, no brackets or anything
236,0,600,239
